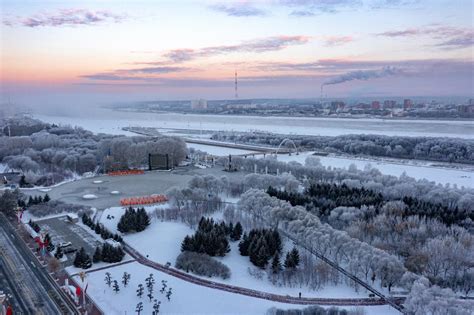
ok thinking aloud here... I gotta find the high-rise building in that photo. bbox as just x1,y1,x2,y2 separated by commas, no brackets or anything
383,100,396,109
371,101,380,110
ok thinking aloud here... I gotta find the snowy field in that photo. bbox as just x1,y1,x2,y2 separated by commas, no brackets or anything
92,205,398,315
98,206,389,299
273,152,474,188
34,109,474,139
75,261,398,315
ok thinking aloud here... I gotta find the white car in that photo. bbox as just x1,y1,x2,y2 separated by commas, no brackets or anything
58,242,72,248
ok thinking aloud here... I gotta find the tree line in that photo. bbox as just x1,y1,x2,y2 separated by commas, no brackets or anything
0,117,187,186
211,131,474,164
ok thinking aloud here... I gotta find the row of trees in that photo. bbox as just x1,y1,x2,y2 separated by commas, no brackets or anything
214,155,473,215
117,207,151,233
211,130,474,164
180,217,233,257
93,243,125,263
82,214,123,242
239,228,282,268
238,189,407,292
26,194,50,205
267,184,383,218
0,117,188,186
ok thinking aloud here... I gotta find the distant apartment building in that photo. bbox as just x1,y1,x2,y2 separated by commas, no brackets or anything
191,99,208,110
225,100,257,110
457,104,474,114
371,101,381,110
403,99,413,110
383,100,396,109
469,99,474,106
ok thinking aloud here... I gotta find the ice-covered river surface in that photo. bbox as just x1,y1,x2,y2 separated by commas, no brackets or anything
35,110,473,188
36,108,474,139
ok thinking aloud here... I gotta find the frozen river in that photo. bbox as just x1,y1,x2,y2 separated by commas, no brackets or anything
36,108,474,139
34,110,473,188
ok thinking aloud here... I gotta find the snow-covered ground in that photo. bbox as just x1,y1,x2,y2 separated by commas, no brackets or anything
98,206,389,299
188,143,258,156
272,152,474,188
74,261,398,315
34,109,474,139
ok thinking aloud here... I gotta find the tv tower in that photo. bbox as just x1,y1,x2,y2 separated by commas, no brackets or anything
234,70,238,99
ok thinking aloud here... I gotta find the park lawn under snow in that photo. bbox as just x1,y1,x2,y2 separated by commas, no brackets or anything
100,206,381,299
76,261,399,315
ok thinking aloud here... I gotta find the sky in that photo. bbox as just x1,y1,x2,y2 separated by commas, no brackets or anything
0,0,473,109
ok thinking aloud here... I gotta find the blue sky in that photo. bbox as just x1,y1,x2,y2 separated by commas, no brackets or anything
1,0,473,106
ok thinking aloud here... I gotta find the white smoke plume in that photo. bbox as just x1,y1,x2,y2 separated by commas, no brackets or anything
322,66,402,86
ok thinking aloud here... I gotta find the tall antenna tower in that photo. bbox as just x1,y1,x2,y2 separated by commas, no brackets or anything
234,70,238,99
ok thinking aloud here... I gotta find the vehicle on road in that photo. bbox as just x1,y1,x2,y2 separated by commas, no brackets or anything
58,242,72,248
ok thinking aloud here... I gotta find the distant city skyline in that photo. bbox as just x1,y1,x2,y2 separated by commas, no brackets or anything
1,0,473,108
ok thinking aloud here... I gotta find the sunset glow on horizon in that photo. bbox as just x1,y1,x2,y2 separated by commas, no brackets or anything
1,0,473,107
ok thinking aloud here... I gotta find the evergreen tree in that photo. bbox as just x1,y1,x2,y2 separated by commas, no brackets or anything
136,208,150,232
135,302,143,315
145,273,155,289
81,213,89,225
271,252,282,274
104,272,112,287
136,284,144,298
73,247,91,269
290,247,300,268
93,246,102,263
239,233,250,256
28,195,34,206
284,251,292,269
160,280,167,294
94,223,102,234
152,300,161,315
122,272,131,287
165,288,172,301
112,280,120,293
231,222,243,241
181,235,193,252
43,194,50,202
19,175,27,187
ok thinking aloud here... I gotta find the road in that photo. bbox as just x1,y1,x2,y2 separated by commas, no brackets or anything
0,214,80,314
122,243,404,307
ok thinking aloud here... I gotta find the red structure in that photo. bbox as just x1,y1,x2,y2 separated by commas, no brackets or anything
107,169,145,176
120,195,168,206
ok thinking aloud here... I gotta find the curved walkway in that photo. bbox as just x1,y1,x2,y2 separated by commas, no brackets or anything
123,243,404,307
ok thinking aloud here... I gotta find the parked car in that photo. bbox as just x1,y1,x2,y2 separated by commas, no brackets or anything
58,242,72,248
